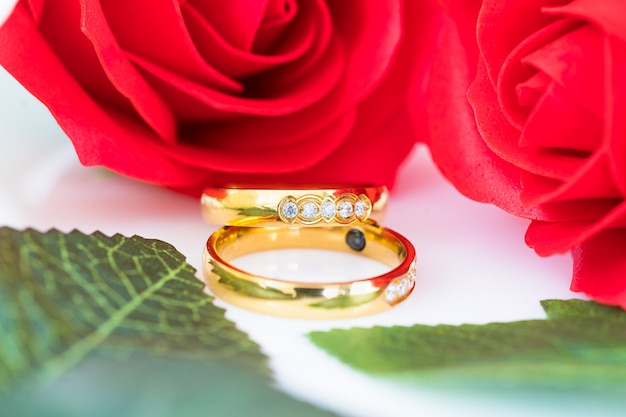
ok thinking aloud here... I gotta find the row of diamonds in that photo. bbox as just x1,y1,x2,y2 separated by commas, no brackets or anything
384,262,417,305
278,193,372,225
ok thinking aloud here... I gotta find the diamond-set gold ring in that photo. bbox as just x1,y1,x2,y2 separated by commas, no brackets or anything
201,186,388,226
201,186,416,318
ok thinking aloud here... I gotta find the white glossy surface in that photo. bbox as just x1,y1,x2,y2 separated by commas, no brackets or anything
1,64,618,416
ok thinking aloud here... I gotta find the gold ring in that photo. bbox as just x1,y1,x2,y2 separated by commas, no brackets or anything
202,222,416,319
201,186,388,226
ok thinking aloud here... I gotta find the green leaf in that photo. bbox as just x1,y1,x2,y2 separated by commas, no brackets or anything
541,299,626,322
0,227,262,385
0,227,337,417
0,352,337,417
310,299,626,391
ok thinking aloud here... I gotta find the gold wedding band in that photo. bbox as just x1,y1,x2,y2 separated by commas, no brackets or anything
203,222,416,319
201,186,388,226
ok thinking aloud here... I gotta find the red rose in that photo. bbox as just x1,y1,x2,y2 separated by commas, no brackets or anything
0,1,439,194
422,0,626,308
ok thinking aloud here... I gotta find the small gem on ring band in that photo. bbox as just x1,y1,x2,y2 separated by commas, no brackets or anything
337,201,354,219
282,201,298,219
354,200,367,217
321,201,336,219
301,201,319,219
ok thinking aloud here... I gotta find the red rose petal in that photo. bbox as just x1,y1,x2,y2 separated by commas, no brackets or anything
37,0,134,114
264,0,296,23
522,24,604,119
293,104,415,188
251,0,333,91
100,0,242,93
498,17,581,130
526,201,626,254
187,0,268,52
181,0,313,79
156,110,357,174
537,199,618,222
470,60,586,182
25,0,44,22
437,0,482,65
478,0,565,92
521,152,622,206
183,103,415,190
571,229,626,309
303,0,437,188
468,59,523,165
173,0,420,184
605,35,626,195
406,1,446,145
80,0,177,143
545,0,626,43
519,80,601,152
516,71,550,108
114,109,353,182
326,0,401,103
526,219,594,255
141,73,355,156
426,15,539,219
176,87,353,151
127,34,343,118
127,54,225,122
252,0,298,53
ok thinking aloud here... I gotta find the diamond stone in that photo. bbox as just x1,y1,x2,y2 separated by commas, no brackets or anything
385,283,399,303
398,277,410,295
282,201,298,219
301,201,318,219
385,275,414,304
354,200,367,217
337,201,354,219
321,201,336,219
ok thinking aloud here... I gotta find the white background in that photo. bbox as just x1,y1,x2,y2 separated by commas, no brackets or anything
0,1,17,27
1,53,622,414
